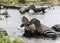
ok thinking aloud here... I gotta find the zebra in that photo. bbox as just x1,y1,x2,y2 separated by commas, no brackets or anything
29,18,57,39
41,24,57,39
19,5,35,14
20,16,57,39
20,7,30,14
31,7,47,13
20,16,35,38
20,6,48,14
20,16,29,27
20,16,42,38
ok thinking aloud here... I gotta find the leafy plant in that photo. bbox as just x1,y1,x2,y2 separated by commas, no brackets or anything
0,36,12,43
0,36,22,43
1,0,11,5
1,0,20,5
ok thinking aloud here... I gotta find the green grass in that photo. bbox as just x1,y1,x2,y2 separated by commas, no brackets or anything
1,0,59,5
13,36,22,43
0,29,22,43
1,0,11,5
1,0,20,5
0,36,22,43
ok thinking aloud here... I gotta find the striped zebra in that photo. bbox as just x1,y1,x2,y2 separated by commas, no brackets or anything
19,5,35,14
20,16,29,27
20,16,35,38
31,7,47,13
41,24,57,39
29,18,57,39
20,16,57,39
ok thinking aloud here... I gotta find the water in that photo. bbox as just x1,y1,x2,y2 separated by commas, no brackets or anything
0,6,60,43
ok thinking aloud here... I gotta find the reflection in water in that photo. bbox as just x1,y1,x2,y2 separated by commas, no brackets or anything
0,6,60,43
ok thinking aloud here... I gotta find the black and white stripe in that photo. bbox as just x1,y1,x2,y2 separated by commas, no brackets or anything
43,30,56,36
20,17,57,39
51,24,60,32
41,24,57,39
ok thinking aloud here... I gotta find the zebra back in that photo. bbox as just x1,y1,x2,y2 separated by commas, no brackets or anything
40,24,57,38
51,24,60,32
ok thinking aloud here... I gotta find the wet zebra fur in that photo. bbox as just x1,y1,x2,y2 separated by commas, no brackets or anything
20,16,35,38
28,18,57,39
19,5,35,14
20,16,57,39
51,24,60,32
41,24,57,39
20,16,29,27
20,8,30,14
20,16,42,38
31,7,47,13
19,5,48,14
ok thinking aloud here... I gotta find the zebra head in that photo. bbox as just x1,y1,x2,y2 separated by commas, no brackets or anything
20,16,29,27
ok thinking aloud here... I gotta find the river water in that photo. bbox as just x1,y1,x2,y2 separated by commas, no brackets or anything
0,6,60,43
